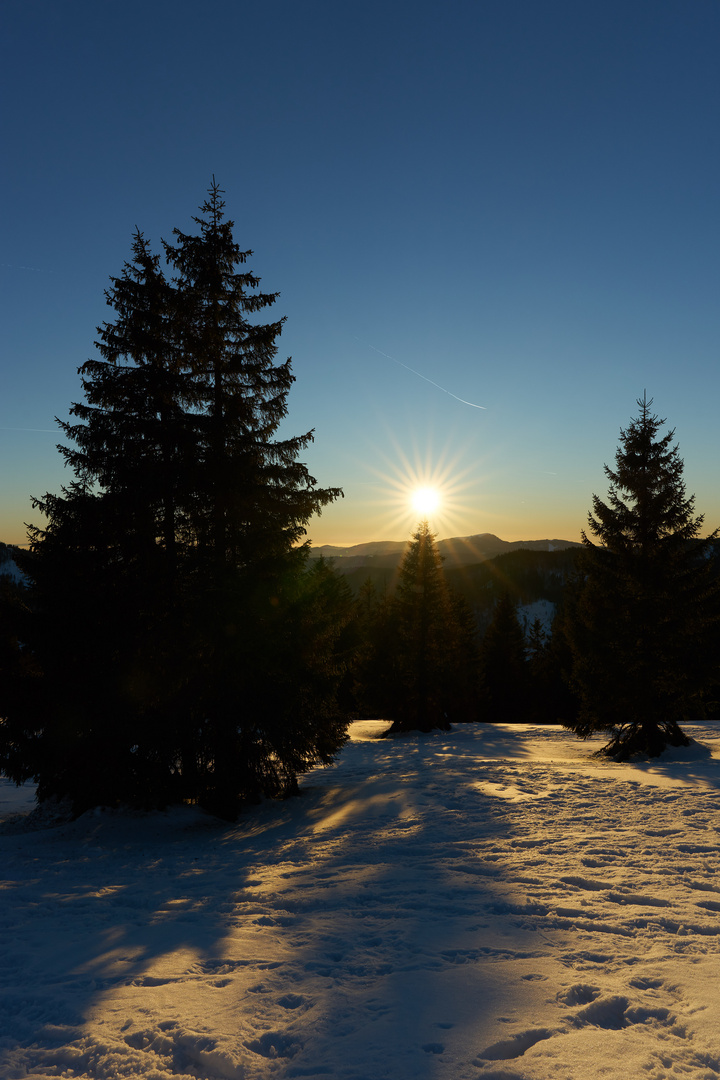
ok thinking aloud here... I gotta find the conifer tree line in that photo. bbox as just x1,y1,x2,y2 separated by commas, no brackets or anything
2,186,719,811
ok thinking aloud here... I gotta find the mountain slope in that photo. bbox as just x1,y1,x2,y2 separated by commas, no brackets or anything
311,533,582,570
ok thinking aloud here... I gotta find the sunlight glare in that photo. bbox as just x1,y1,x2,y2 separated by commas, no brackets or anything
411,487,440,517
360,429,488,541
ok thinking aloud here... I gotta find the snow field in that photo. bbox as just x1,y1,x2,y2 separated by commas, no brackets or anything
1,722,719,1079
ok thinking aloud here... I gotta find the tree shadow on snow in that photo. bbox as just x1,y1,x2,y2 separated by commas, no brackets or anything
0,725,553,1079
626,736,720,791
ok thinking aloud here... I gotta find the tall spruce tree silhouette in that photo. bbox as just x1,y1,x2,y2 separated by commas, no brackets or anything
161,182,346,814
2,183,346,816
381,521,477,734
564,395,720,759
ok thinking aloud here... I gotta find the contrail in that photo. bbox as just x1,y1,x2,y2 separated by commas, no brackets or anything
0,426,56,433
359,339,486,410
1,263,59,275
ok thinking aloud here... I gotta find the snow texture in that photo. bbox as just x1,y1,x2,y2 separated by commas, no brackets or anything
519,599,556,636
1,721,720,1079
0,558,24,584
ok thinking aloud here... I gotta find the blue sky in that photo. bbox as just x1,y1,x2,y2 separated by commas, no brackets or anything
2,0,719,547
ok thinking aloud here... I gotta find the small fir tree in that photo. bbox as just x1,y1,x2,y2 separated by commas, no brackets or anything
480,593,530,722
353,582,403,721
380,521,477,735
525,617,546,669
444,590,480,723
564,395,720,759
535,601,581,726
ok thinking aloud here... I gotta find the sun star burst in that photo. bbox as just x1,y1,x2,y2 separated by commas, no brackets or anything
411,487,440,516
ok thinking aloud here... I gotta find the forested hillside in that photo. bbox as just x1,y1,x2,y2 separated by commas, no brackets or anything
336,545,580,623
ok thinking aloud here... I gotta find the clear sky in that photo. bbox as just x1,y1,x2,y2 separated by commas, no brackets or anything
2,0,719,548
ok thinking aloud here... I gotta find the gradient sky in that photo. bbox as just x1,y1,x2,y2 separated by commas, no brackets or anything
2,0,720,548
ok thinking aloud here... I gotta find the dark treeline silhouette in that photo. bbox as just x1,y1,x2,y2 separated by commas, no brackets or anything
342,523,572,733
336,545,579,607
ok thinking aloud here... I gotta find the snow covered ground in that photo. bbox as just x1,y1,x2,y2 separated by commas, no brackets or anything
1,721,720,1080
518,599,556,636
0,557,24,585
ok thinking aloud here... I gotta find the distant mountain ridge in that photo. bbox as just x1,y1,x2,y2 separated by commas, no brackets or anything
310,532,583,570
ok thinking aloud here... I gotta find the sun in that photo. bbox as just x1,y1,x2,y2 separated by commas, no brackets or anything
358,429,485,541
411,487,440,517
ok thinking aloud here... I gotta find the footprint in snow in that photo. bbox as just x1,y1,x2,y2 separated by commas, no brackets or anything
571,995,679,1032
695,899,720,913
278,993,306,1010
244,1030,302,1059
475,1028,554,1062
629,976,664,990
560,950,611,966
606,890,669,907
557,983,600,1006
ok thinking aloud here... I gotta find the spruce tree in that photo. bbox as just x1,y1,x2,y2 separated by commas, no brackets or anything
480,593,530,722
534,602,581,726
161,182,344,813
164,181,336,569
65,230,192,583
1,183,346,815
8,233,197,810
352,581,402,722
444,589,480,723
381,521,476,734
564,395,720,759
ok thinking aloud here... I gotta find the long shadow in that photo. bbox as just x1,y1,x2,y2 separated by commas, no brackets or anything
626,734,720,792
0,725,537,1079
226,724,534,1078
0,794,308,1075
